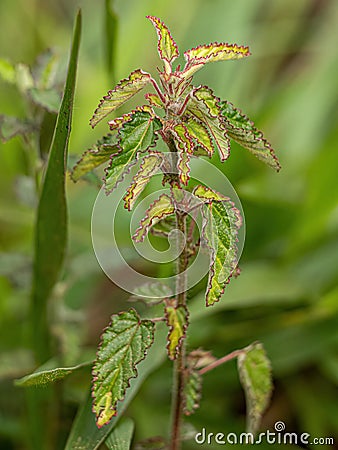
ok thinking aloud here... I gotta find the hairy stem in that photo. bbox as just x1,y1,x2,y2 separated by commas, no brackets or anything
199,349,244,375
170,210,188,450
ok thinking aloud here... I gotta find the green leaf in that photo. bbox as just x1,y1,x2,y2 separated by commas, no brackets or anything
183,42,250,78
193,184,229,202
192,86,220,118
0,58,16,83
90,69,152,128
28,87,61,113
171,123,194,153
132,193,175,243
104,0,118,77
15,63,34,93
32,49,59,90
31,10,81,363
220,100,281,171
0,115,36,142
145,93,164,109
92,309,155,428
237,342,273,436
188,87,230,161
193,185,242,306
165,301,189,360
105,418,134,450
65,322,167,450
124,153,163,210
183,369,202,416
147,16,179,70
15,361,91,387
108,106,153,131
104,110,161,194
185,117,213,157
71,134,118,182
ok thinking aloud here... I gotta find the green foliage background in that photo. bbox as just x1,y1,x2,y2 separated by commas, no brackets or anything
0,0,337,449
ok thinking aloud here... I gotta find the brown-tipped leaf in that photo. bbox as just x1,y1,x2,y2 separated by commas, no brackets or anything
92,309,155,428
132,193,175,243
71,134,118,182
165,301,189,360
90,69,152,128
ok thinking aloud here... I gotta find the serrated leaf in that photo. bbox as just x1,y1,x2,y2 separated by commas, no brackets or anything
177,149,191,185
237,342,273,436
15,361,91,387
220,100,281,171
147,16,179,70
0,115,36,142
193,185,242,306
193,87,220,118
183,369,202,416
108,105,153,131
105,418,134,450
0,58,16,84
31,10,81,362
193,184,229,202
183,42,250,77
90,69,152,127
124,153,163,210
92,309,155,428
65,323,167,450
145,92,164,109
171,123,194,154
132,193,175,243
188,87,230,161
71,134,118,182
185,117,213,156
104,110,161,194
165,301,189,360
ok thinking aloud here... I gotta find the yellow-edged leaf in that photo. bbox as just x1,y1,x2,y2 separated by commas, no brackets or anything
124,153,163,210
165,301,188,360
147,16,179,69
132,193,175,243
90,69,152,128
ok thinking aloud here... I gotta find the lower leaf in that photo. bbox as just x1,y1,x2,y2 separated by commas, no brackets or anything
92,309,155,428
237,342,273,436
183,369,202,416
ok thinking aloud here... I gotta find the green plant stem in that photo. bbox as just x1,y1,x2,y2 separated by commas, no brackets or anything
170,210,188,450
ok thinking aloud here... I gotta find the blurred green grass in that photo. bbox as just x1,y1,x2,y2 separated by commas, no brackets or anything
0,0,337,449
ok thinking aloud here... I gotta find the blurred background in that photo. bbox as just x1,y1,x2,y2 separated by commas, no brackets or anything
0,0,337,449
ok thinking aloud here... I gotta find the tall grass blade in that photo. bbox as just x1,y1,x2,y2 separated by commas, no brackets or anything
104,0,118,79
30,10,82,364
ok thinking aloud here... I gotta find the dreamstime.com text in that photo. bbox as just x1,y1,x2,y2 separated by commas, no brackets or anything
194,422,335,446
